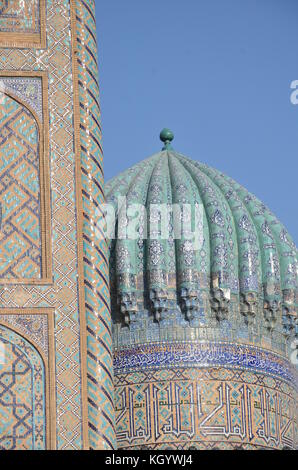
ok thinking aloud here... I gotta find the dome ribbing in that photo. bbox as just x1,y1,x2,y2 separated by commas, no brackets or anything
106,148,297,350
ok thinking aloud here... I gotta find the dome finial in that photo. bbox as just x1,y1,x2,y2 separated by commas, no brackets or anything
160,128,174,150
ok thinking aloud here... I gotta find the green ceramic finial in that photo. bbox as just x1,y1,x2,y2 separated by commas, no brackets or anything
160,128,174,150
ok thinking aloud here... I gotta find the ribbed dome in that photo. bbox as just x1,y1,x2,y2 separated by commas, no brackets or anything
106,147,297,344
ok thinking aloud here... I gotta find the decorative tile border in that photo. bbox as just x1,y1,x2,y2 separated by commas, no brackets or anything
114,341,297,384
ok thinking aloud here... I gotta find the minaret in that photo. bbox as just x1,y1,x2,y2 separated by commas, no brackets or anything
0,0,115,450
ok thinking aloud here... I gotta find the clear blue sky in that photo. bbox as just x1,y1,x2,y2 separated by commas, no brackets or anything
95,0,297,244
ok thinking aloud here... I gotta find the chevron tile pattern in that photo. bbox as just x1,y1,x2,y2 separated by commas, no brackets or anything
75,0,116,450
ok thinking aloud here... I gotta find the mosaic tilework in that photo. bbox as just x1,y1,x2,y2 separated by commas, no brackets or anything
75,0,116,450
0,93,42,279
0,325,46,450
115,367,297,450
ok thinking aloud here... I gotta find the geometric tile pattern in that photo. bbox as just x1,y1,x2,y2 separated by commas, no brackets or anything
0,93,41,279
0,324,46,450
115,366,297,450
75,0,116,450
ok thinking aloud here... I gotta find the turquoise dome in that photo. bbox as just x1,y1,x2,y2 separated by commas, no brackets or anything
106,147,297,350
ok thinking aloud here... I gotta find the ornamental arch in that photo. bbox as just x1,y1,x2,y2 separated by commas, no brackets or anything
0,323,47,450
0,89,51,283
